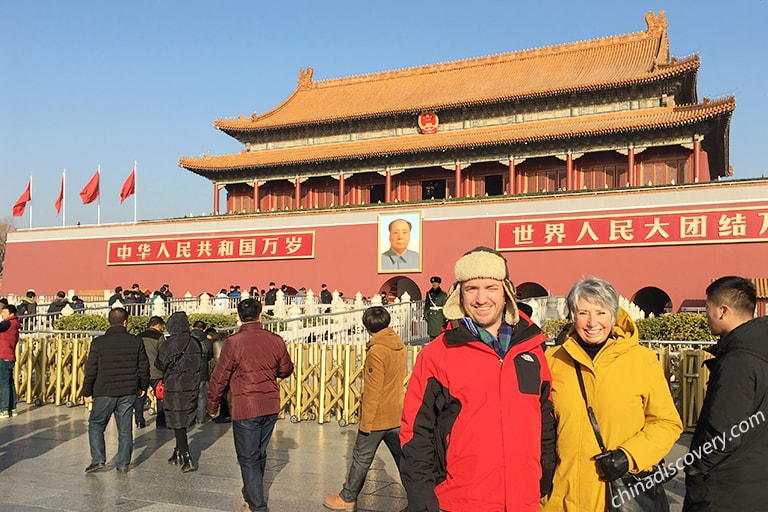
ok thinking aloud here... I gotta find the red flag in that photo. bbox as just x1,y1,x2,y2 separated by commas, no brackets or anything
120,168,135,203
55,174,64,214
80,170,100,204
13,179,31,217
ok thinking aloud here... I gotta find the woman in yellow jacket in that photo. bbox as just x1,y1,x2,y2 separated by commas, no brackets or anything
542,277,682,511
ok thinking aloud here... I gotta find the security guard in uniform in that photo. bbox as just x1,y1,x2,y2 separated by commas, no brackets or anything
424,276,448,340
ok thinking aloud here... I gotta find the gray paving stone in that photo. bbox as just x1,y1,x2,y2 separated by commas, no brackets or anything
0,402,688,511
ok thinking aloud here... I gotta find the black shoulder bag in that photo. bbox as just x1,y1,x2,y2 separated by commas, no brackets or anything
574,362,670,512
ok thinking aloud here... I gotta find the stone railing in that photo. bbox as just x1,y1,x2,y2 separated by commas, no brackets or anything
15,287,411,333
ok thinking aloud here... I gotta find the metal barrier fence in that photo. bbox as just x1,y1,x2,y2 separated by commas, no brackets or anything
11,331,713,430
11,333,425,427
641,341,715,432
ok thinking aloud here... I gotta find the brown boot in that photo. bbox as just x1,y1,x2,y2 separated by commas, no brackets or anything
322,493,356,510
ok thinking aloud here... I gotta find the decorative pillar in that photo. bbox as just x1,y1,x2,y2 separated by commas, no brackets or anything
339,173,345,205
294,177,301,208
385,169,392,203
213,183,220,215
693,140,701,183
627,148,636,187
566,151,574,190
253,180,259,211
455,163,462,198
508,158,516,195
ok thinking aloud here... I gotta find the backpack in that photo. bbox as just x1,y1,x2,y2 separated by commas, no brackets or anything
17,302,29,317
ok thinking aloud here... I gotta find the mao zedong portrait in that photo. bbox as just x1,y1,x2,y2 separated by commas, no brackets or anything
380,218,420,271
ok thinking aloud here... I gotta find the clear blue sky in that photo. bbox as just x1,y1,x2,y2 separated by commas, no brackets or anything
2,1,766,228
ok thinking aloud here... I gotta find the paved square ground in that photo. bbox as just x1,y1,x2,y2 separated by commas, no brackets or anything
0,402,688,511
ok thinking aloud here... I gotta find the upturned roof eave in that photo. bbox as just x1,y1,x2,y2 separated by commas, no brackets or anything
216,62,699,136
182,98,734,174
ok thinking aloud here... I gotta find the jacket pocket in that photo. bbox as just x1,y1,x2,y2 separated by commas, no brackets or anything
513,352,541,395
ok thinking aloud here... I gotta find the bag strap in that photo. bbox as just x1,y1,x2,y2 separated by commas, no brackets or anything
166,337,193,373
573,360,609,454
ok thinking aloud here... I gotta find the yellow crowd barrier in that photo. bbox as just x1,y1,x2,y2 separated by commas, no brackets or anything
11,335,425,426
16,334,709,430
680,348,713,432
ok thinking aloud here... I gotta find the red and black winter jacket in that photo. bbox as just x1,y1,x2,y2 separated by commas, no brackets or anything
0,315,21,361
400,314,556,512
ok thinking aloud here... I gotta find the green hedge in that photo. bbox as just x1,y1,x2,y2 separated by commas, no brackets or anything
542,313,715,342
55,312,240,334
542,313,717,341
636,313,715,342
543,318,569,340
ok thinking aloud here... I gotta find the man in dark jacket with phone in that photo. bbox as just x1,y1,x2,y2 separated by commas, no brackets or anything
207,298,293,512
684,276,768,511
82,307,149,473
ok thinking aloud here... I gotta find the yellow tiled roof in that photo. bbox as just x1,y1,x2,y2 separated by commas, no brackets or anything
215,12,695,132
181,97,734,171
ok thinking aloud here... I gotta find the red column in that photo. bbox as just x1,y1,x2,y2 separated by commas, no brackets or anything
213,183,220,215
566,152,574,191
693,141,701,182
628,148,636,187
385,170,392,203
294,178,301,208
508,158,516,194
455,163,462,198
339,173,345,205
253,181,259,211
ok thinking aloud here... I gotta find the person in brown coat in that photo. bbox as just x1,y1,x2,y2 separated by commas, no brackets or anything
323,306,408,511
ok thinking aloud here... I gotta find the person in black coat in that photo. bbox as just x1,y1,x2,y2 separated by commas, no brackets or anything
156,311,201,472
81,307,149,473
684,276,768,512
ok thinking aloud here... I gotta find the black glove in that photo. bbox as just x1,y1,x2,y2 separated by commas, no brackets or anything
594,449,629,482
540,468,554,497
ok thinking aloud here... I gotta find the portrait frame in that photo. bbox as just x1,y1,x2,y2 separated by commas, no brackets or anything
378,211,422,273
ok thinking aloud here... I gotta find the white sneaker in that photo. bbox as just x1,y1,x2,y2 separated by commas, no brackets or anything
0,410,10,419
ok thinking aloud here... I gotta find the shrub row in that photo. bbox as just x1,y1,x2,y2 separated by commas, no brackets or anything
54,312,240,334
541,313,716,343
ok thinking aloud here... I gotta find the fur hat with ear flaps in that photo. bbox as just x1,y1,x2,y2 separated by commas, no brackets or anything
442,246,519,325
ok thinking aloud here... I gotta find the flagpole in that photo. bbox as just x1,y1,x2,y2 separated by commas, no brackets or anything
97,165,101,226
133,161,137,224
62,169,66,227
29,174,33,229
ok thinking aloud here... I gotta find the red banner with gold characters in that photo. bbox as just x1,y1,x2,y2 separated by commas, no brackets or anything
107,231,315,265
496,205,768,251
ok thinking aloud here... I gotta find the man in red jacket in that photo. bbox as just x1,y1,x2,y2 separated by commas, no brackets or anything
400,246,556,512
207,298,294,512
0,304,21,419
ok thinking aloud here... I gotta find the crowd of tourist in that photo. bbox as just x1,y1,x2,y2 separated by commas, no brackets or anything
2,261,767,512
